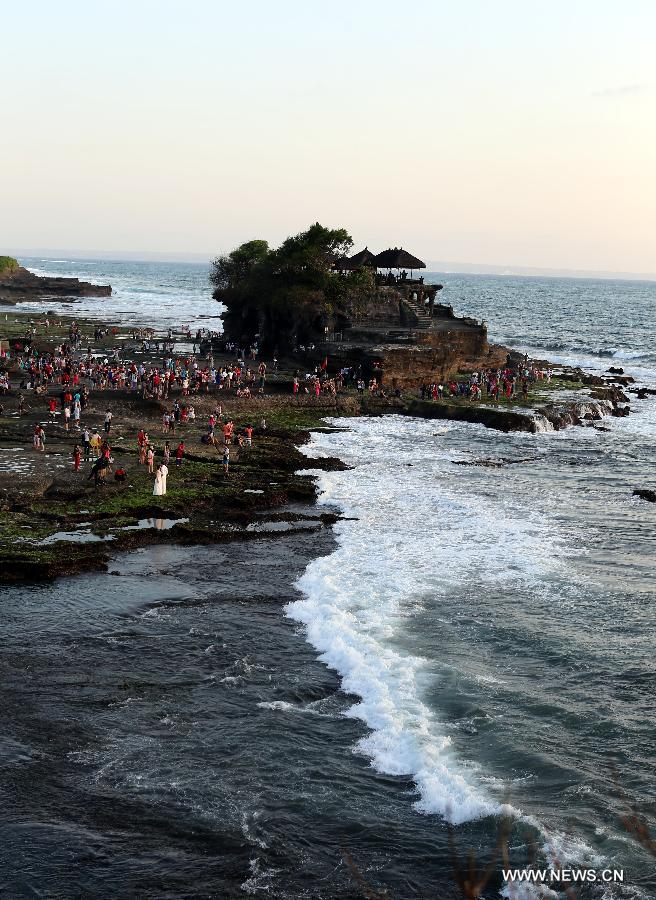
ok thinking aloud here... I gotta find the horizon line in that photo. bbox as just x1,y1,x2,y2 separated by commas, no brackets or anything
5,247,656,283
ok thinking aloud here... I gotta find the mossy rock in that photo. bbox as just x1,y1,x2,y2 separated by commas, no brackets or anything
0,256,20,277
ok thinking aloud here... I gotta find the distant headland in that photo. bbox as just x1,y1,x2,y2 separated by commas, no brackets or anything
0,256,112,304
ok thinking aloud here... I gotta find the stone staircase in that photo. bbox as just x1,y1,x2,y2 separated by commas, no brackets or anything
401,294,432,330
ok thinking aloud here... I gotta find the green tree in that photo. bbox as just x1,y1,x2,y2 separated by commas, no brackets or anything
210,224,360,352
209,240,269,291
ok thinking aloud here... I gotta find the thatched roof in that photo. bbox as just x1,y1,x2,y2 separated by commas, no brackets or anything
333,247,377,271
348,247,376,268
372,248,426,269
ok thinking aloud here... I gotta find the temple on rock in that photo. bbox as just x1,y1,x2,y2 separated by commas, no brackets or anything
326,246,492,390
213,227,499,391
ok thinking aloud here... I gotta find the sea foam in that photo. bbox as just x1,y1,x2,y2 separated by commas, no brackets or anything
286,416,569,825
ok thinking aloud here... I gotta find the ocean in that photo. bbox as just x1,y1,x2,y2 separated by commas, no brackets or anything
2,258,655,898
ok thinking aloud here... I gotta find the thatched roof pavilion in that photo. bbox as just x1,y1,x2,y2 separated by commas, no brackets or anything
334,247,377,271
347,247,377,268
372,248,426,270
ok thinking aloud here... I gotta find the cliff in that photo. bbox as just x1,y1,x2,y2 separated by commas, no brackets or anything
325,281,499,389
0,264,112,303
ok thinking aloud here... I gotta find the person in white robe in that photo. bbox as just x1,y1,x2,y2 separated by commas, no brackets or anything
153,466,164,496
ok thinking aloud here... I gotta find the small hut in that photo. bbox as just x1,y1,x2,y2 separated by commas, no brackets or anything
347,247,377,269
372,248,426,275
335,247,377,272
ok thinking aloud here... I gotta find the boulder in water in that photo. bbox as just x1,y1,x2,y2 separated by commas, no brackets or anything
633,489,656,503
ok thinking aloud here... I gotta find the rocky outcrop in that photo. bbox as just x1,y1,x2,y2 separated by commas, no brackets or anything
0,265,111,303
404,390,626,435
405,399,539,432
634,489,656,503
326,314,495,390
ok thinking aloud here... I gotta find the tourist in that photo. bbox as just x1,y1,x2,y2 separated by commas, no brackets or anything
82,427,91,461
160,461,168,494
222,445,230,474
147,446,155,473
72,444,81,471
163,441,171,466
104,409,113,433
90,429,102,458
153,465,164,496
175,441,185,467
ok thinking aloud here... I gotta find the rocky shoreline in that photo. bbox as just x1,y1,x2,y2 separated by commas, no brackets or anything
406,368,632,432
0,308,645,584
0,263,111,304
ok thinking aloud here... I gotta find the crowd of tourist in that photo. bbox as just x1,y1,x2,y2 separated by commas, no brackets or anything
0,321,271,491
419,363,553,403
0,320,550,497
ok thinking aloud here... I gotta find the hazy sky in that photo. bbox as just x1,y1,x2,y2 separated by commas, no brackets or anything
2,1,655,272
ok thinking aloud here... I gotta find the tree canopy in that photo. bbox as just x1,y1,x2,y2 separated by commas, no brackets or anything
210,223,372,352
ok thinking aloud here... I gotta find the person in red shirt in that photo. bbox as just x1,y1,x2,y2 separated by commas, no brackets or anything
176,441,185,467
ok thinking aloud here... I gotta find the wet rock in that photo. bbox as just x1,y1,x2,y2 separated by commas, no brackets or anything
590,387,629,403
405,400,538,433
0,265,112,303
608,366,624,374
557,367,605,386
633,489,656,503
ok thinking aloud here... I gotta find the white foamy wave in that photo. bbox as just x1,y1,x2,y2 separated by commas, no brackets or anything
287,416,578,825
290,550,498,823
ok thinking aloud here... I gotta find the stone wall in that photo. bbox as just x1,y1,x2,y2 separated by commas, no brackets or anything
349,290,401,326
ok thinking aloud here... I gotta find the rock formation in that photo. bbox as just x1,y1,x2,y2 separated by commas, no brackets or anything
323,282,496,389
0,264,111,303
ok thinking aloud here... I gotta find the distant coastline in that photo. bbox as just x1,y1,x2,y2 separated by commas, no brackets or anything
5,250,656,282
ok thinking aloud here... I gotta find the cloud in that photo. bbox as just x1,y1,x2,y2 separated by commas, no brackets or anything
591,83,650,99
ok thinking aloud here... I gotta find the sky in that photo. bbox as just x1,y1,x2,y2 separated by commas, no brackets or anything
1,1,655,274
